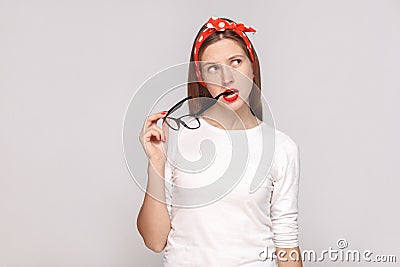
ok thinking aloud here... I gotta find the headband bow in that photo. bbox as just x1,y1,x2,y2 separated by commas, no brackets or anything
205,17,256,32
193,17,257,88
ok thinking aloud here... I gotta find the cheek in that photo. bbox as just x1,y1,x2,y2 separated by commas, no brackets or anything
204,84,221,97
239,87,252,103
234,61,253,86
235,70,254,97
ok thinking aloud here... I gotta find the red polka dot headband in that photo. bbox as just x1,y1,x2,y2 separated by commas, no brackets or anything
193,17,257,88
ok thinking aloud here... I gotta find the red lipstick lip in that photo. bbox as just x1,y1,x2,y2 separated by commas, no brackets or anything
223,88,239,95
223,88,239,102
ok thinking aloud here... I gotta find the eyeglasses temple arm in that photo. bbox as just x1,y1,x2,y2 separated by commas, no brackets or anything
164,96,193,120
192,91,231,117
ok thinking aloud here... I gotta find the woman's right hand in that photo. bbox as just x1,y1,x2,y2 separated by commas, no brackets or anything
139,111,170,164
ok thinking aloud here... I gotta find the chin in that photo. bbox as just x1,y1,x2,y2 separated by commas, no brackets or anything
221,97,248,113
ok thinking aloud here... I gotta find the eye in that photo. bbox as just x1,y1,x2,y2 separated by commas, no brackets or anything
231,58,242,66
207,65,218,73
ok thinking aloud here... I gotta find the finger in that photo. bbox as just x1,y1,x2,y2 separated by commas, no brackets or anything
153,124,169,143
162,118,170,140
144,128,162,142
145,111,168,127
145,114,167,130
146,124,163,138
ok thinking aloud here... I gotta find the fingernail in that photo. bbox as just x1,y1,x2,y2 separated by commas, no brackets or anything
161,111,167,114
164,135,167,141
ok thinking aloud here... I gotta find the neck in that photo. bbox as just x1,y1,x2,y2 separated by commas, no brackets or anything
201,101,259,130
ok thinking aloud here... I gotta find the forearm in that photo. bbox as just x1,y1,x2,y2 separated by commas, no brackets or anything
276,246,303,267
137,160,172,253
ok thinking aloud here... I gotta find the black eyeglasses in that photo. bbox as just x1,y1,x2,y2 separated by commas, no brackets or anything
162,91,234,130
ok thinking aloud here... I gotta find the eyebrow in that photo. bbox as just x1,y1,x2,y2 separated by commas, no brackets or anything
201,54,245,67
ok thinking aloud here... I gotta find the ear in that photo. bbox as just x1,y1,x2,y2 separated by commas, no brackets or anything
250,65,255,81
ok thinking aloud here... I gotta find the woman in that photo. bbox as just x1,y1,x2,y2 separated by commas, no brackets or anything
138,17,303,267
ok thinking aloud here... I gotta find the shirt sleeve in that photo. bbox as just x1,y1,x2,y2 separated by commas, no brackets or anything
270,139,300,248
164,159,174,220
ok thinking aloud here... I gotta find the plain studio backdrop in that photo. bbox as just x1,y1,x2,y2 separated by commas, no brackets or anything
1,0,399,266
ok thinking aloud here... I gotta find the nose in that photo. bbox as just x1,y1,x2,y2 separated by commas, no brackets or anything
221,65,234,87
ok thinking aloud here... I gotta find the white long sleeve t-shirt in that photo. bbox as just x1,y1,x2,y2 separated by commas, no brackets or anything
162,117,300,267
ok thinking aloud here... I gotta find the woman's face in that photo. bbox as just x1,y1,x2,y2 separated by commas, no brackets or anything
199,38,254,112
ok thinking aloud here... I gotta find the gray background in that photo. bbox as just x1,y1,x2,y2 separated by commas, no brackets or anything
1,0,399,266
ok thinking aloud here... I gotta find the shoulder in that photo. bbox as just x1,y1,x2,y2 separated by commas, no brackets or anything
275,128,299,157
271,128,300,181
